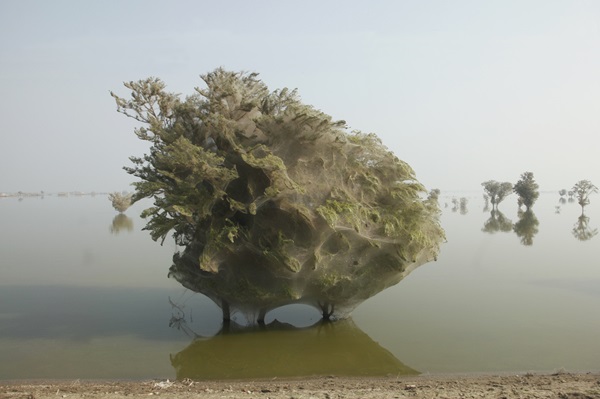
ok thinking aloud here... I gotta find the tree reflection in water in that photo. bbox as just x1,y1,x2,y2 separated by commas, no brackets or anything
109,213,134,234
572,214,598,242
451,197,468,214
482,210,513,234
169,316,418,379
480,201,599,244
513,210,539,246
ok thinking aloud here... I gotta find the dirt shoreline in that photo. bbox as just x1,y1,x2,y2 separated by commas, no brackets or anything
2,372,600,399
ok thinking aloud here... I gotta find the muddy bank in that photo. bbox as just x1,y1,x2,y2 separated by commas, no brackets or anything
2,372,600,399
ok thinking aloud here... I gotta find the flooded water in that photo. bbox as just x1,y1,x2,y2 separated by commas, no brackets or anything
1,192,599,379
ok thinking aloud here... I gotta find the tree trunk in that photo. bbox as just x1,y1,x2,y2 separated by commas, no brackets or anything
222,299,231,323
319,302,335,320
257,308,267,324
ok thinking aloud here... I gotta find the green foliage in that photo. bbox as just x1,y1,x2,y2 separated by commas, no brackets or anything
513,172,539,211
112,68,444,319
481,180,512,210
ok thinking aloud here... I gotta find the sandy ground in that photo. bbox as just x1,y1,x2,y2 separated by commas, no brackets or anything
2,372,600,399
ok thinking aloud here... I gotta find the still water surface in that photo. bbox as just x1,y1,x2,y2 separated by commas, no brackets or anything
1,193,599,379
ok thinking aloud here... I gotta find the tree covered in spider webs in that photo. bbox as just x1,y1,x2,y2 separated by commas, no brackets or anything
111,68,444,322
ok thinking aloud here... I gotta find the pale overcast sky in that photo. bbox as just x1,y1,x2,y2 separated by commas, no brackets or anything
1,0,599,193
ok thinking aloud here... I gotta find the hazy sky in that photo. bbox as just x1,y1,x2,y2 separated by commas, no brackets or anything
1,0,599,193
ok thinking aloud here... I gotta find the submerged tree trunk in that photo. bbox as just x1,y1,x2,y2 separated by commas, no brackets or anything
319,302,335,320
257,308,267,324
222,299,231,323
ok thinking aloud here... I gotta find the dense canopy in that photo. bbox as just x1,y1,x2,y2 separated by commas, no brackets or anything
112,68,444,321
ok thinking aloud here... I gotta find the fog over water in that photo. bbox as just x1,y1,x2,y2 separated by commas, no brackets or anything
1,193,598,379
2,1,600,193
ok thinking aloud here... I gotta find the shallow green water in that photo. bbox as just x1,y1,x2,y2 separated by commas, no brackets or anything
1,193,599,379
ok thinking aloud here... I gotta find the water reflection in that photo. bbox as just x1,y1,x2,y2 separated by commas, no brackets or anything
513,210,539,246
170,318,418,380
572,214,598,241
0,285,194,346
481,209,545,246
109,213,134,234
482,210,513,234
2,193,600,378
451,197,468,214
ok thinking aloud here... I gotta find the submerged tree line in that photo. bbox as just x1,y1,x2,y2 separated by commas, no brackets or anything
481,174,597,215
443,173,598,244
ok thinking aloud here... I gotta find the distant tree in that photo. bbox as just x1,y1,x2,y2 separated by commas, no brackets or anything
513,172,539,211
109,192,133,213
459,197,468,215
481,181,512,210
451,197,459,212
559,189,567,198
572,180,598,214
428,188,441,202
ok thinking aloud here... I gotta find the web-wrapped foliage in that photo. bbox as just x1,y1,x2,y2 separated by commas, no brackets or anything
112,69,444,320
